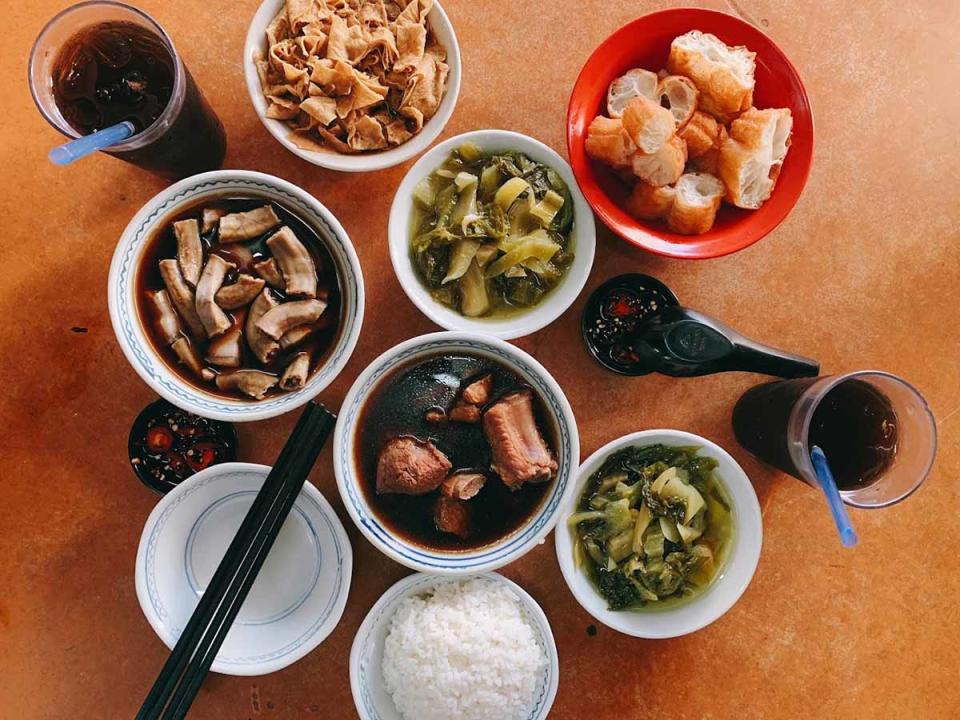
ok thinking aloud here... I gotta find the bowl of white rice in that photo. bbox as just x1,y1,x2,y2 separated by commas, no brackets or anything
350,573,558,720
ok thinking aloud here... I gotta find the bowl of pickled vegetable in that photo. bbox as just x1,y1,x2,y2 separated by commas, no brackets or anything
555,430,762,638
389,130,596,340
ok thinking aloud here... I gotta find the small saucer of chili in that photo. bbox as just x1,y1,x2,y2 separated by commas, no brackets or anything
128,399,238,494
581,273,679,375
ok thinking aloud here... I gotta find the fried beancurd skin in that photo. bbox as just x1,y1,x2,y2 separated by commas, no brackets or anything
257,0,450,154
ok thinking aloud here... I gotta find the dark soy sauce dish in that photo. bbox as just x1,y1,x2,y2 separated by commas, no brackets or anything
355,353,559,551
128,399,237,494
582,273,679,374
135,195,342,401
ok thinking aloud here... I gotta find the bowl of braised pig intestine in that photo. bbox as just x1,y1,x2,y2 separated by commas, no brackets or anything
333,331,580,573
109,170,364,422
244,0,461,172
567,8,813,258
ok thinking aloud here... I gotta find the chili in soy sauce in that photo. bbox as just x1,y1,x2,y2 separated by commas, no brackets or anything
128,399,237,493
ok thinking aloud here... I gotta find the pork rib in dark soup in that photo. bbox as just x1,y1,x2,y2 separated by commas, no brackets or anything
356,353,559,550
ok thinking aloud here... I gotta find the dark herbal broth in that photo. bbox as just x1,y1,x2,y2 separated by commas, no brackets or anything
50,21,225,179
135,196,342,401
356,354,556,550
809,380,898,490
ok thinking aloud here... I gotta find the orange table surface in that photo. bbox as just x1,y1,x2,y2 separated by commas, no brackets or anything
2,1,959,718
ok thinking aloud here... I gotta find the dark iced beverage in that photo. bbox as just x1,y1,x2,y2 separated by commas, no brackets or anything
52,22,174,135
732,377,817,477
734,377,898,490
732,372,936,508
30,3,225,180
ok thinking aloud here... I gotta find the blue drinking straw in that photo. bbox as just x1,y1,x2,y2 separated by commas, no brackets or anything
48,121,136,166
810,445,858,548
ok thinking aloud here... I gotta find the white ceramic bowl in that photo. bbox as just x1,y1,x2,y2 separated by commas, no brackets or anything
350,572,558,720
333,331,580,574
108,170,364,422
388,130,597,339
243,0,461,172
555,429,763,638
135,463,353,676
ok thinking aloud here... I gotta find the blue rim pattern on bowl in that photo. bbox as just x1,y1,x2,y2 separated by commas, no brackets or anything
114,176,361,417
353,573,556,720
337,338,574,570
142,468,346,666
182,490,322,627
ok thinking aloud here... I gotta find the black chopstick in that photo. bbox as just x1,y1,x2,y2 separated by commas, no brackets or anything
136,404,318,720
142,402,334,719
136,411,305,720
161,406,335,719
136,401,336,720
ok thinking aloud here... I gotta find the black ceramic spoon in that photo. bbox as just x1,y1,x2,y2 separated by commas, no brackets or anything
582,273,819,378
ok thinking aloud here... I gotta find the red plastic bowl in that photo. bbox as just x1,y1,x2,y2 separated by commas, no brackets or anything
567,8,813,259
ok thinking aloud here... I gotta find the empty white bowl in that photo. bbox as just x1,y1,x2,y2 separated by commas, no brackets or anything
135,463,353,675
388,129,597,339
243,0,461,172
333,331,580,574
108,170,365,422
350,572,558,720
555,429,763,638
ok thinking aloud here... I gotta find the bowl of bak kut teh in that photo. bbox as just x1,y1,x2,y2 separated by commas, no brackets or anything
108,170,364,422
567,8,814,258
333,331,580,574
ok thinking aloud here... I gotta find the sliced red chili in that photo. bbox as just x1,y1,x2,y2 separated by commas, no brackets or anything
605,291,641,318
610,344,641,365
185,442,221,472
145,425,174,453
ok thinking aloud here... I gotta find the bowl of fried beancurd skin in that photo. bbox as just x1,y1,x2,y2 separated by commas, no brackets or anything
108,170,365,422
567,8,813,258
244,0,462,172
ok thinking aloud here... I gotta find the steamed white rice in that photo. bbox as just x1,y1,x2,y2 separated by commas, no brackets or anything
382,578,546,720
